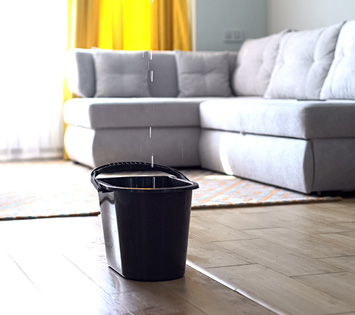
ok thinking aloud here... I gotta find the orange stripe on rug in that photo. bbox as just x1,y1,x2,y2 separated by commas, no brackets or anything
195,179,245,205
259,188,281,202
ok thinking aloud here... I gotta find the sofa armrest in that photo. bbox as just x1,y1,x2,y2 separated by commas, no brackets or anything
66,48,96,97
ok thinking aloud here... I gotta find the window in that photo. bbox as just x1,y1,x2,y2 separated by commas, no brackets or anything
0,1,66,161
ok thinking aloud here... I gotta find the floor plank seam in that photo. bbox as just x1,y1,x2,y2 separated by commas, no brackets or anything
186,260,282,315
289,270,347,278
8,252,42,295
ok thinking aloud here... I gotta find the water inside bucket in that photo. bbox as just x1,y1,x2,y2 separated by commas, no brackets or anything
97,176,192,190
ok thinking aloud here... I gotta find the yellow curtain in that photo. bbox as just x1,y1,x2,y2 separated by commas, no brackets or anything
97,0,191,51
64,0,101,105
64,0,191,157
98,0,122,49
151,0,191,51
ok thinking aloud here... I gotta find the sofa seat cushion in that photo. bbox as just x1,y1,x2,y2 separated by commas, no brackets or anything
64,97,227,129
200,97,355,139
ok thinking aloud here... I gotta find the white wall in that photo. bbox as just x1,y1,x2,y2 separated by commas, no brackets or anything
195,0,268,51
268,0,355,33
194,0,355,51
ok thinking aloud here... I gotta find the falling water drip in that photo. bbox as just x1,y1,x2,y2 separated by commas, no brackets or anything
151,154,154,168
149,126,152,138
152,176,156,189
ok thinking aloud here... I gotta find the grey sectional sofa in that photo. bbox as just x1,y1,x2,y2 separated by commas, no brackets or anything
64,20,355,194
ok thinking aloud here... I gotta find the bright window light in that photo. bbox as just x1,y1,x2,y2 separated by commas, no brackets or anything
0,1,67,161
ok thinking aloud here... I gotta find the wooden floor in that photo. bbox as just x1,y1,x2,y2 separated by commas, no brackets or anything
188,198,355,315
1,198,355,315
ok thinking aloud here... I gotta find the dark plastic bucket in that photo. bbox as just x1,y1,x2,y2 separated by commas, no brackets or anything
91,162,199,281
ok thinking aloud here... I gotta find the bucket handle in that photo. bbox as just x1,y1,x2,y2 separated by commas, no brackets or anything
91,161,191,192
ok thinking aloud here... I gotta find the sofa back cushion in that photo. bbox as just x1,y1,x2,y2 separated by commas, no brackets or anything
321,21,355,99
175,51,232,97
148,51,179,97
232,30,288,96
93,49,151,97
66,49,96,97
264,22,344,99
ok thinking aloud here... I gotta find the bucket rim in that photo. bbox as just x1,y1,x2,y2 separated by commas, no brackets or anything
96,175,198,193
91,162,199,193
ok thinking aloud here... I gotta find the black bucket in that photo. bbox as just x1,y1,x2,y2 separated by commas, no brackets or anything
91,162,199,281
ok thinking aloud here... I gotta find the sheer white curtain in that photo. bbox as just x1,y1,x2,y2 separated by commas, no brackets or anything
0,1,66,161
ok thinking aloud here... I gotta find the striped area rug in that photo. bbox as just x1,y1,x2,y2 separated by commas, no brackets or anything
0,160,341,220
188,169,342,209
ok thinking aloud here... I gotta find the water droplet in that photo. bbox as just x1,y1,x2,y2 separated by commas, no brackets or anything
150,70,154,82
149,126,152,138
151,154,154,168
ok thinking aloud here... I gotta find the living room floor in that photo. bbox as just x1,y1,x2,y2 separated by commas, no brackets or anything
1,198,354,315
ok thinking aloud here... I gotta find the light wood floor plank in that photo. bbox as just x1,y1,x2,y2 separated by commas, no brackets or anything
159,270,275,315
287,203,355,224
244,227,355,258
214,238,343,276
220,207,351,234
0,251,51,315
312,232,355,251
194,210,282,231
331,222,355,232
321,256,355,273
8,248,125,314
293,272,355,308
206,264,355,315
189,215,255,242
61,247,147,294
187,234,252,269
106,282,208,315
